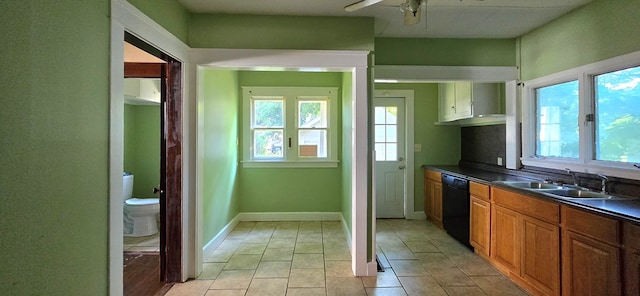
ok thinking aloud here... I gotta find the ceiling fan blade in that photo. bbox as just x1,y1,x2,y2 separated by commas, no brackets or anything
345,0,386,12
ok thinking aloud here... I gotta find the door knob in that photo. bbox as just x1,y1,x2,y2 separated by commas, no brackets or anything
399,165,406,170
153,187,164,194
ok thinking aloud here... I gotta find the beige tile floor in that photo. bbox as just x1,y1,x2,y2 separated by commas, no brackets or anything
165,219,529,296
124,232,160,252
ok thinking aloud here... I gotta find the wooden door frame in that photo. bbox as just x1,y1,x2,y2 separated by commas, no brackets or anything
122,33,184,283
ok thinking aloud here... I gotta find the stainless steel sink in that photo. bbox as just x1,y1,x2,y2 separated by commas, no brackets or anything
497,181,636,200
496,181,563,190
540,189,620,199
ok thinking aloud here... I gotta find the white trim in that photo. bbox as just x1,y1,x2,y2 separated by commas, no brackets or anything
191,48,369,69
108,20,125,296
352,66,372,276
375,65,518,82
202,215,240,261
521,49,640,180
505,81,521,169
341,214,353,250
241,161,339,168
411,211,427,220
374,90,417,220
193,49,371,277
237,212,342,221
110,0,193,292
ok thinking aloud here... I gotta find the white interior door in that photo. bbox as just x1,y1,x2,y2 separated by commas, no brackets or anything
374,97,406,218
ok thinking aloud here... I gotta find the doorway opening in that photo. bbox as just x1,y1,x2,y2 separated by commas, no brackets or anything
373,90,416,220
118,32,184,295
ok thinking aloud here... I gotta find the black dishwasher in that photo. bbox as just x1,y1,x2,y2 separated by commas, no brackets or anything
441,174,473,249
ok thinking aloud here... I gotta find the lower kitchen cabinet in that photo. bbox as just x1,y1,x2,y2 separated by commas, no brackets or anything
490,188,561,296
623,222,640,296
491,204,520,274
562,230,621,295
561,206,621,296
470,196,490,257
521,215,560,296
423,169,443,228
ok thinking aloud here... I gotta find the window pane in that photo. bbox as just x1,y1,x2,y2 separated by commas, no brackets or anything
298,130,327,158
385,125,397,142
594,65,640,162
374,125,386,143
385,143,397,161
386,107,397,124
254,100,283,127
375,143,386,161
535,81,579,158
374,107,386,124
299,101,327,128
254,130,283,158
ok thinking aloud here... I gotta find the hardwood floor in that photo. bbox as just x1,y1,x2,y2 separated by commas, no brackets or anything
124,252,173,296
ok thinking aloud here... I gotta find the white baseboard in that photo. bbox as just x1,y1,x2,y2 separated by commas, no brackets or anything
238,212,342,221
406,211,426,220
341,214,352,252
202,214,240,260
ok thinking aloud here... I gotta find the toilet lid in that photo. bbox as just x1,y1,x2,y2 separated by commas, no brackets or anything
125,198,159,206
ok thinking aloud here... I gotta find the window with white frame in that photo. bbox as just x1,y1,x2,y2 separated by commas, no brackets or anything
523,51,640,178
242,87,338,167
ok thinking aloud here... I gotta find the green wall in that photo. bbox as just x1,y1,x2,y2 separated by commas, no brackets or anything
375,83,461,211
201,69,241,245
0,1,110,294
189,14,375,50
375,37,516,66
520,0,640,80
341,72,354,231
237,71,344,213
126,0,191,44
124,104,161,198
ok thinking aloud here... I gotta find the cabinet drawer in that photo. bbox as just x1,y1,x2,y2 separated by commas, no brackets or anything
492,188,559,224
562,206,620,245
425,170,441,182
470,182,490,200
623,221,640,249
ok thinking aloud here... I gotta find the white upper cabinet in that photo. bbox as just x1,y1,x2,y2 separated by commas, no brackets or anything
438,82,503,124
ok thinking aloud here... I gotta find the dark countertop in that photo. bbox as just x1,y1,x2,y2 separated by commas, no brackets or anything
423,165,640,224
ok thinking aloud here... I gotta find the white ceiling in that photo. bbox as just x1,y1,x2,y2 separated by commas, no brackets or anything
177,0,593,38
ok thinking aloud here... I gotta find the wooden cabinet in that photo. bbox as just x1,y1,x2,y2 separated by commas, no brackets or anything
438,82,501,122
439,82,472,122
521,215,560,295
423,169,443,228
623,222,640,296
490,188,561,296
491,204,520,274
561,206,621,296
470,182,491,258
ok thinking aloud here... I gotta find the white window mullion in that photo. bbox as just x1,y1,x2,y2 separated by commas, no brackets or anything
580,72,594,167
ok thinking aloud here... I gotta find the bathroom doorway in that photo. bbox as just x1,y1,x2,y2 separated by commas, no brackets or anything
122,32,183,292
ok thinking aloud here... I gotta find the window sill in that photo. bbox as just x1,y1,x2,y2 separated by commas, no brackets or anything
241,160,339,168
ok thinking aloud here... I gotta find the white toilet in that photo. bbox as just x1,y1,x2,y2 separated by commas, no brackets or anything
123,174,160,237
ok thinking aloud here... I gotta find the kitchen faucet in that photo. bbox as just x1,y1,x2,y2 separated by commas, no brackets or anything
565,168,579,186
598,174,609,194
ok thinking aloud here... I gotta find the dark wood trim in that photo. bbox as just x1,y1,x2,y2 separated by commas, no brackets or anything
163,58,183,283
124,63,163,78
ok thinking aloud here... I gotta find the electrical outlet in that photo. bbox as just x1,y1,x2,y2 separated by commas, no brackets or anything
497,157,503,166
414,144,422,152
